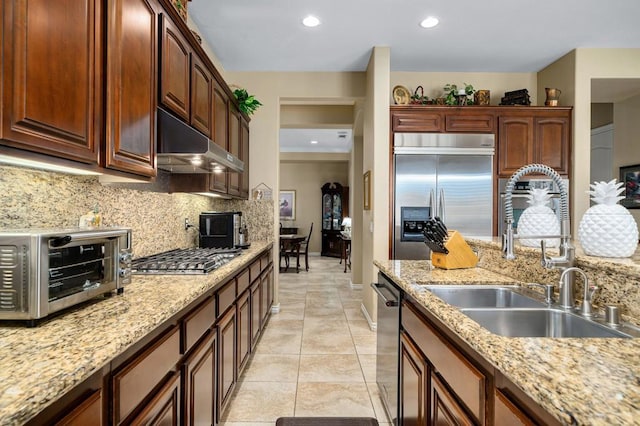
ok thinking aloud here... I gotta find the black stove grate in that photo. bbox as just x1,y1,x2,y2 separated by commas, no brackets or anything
132,247,241,275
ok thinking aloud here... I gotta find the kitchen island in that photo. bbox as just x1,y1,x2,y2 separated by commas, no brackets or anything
0,242,273,425
375,240,640,425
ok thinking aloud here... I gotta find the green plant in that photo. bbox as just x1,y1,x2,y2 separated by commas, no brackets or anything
443,83,475,105
233,88,263,116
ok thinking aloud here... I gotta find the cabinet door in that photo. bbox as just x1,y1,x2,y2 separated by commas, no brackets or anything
400,333,428,426
210,82,229,193
535,115,570,175
218,307,236,415
184,331,216,426
494,389,536,426
55,389,103,426
160,14,190,121
227,105,241,196
2,0,100,163
497,116,534,177
237,290,251,375
105,0,158,177
190,54,213,137
129,372,181,426
239,118,250,199
260,268,273,326
431,374,474,426
250,280,261,349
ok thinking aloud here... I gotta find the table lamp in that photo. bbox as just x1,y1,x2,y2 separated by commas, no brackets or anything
341,217,352,237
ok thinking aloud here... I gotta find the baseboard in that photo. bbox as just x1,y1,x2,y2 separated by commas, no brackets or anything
271,303,281,313
361,303,376,331
349,279,363,290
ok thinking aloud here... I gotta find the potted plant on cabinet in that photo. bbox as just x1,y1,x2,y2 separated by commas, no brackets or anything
443,83,475,105
233,88,263,116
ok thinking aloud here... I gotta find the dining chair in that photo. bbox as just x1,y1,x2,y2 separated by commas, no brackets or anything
299,223,313,271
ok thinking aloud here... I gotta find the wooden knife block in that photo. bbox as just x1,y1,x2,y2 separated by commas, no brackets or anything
431,230,478,269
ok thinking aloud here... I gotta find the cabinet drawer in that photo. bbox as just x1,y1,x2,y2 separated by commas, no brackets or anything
260,251,271,271
250,259,261,282
237,268,251,294
445,114,494,132
402,301,485,422
183,296,215,353
216,279,237,318
55,389,102,426
392,112,444,132
495,389,536,425
112,326,180,424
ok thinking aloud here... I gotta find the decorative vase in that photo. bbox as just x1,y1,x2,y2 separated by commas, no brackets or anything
545,88,561,106
517,188,560,248
578,180,639,257
474,90,490,105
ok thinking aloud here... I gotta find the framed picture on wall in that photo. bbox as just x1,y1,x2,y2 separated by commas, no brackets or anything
363,171,371,210
620,164,640,209
279,190,296,219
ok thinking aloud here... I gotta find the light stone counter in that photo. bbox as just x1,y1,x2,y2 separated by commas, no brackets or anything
0,242,272,426
375,259,640,426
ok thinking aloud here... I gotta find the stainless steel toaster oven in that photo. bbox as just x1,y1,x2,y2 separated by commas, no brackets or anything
0,227,132,324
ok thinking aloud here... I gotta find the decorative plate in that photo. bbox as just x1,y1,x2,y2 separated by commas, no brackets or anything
392,85,411,105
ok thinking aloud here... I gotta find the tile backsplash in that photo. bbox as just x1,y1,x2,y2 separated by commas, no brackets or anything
0,165,274,257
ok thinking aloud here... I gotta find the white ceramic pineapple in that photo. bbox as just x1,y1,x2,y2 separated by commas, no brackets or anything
578,179,639,257
517,188,561,247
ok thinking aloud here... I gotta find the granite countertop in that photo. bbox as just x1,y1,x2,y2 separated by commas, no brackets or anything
375,259,640,425
0,242,272,426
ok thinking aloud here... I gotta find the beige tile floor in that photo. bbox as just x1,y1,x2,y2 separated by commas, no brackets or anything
220,255,392,426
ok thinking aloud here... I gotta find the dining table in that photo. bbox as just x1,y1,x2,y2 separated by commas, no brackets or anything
279,234,306,272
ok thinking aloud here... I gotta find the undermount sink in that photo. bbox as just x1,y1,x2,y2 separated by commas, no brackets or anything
424,285,637,338
460,308,631,338
424,285,547,309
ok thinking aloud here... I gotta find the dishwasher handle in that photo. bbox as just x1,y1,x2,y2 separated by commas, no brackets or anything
371,282,400,307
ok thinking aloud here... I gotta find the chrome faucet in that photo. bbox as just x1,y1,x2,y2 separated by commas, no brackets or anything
559,267,598,317
502,164,576,308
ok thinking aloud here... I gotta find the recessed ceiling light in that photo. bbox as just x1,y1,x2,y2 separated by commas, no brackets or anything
420,16,439,28
302,15,321,28
310,140,319,144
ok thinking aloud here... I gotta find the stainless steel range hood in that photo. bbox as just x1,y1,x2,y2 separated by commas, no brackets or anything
156,107,244,174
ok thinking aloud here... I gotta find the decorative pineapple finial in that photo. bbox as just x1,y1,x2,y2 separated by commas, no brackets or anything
526,188,552,207
587,179,625,205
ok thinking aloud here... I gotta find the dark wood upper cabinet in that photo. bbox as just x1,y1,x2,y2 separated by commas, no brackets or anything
190,54,213,138
496,108,571,177
160,14,190,121
104,0,158,178
210,81,229,192
240,118,250,198
1,0,101,164
227,105,241,196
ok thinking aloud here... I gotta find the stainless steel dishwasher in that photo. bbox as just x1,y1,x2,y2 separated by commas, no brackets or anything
372,273,401,425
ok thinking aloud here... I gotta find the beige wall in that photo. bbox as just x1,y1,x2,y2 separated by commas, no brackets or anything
391,72,538,105
614,94,640,226
592,103,614,128
279,158,349,253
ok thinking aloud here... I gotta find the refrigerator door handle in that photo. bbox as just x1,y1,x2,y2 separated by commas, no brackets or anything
429,188,436,219
439,188,446,221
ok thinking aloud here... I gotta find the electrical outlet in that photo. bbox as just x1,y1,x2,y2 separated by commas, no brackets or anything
184,218,190,230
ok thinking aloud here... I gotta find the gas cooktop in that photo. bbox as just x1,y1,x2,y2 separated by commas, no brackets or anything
132,247,241,275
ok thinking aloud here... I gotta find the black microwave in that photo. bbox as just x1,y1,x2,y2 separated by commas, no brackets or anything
199,212,242,248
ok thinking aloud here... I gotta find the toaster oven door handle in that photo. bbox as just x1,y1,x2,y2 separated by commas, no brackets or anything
49,229,128,248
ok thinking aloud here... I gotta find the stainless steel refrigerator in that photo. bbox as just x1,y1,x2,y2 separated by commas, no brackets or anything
393,133,494,260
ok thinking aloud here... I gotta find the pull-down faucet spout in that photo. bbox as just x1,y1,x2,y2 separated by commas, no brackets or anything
502,164,576,308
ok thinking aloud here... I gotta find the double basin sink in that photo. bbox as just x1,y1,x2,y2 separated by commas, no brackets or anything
424,285,639,338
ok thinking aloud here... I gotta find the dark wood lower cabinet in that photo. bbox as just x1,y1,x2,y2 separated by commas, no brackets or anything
400,333,427,426
237,290,251,375
129,372,181,426
400,295,561,426
183,331,217,426
431,374,474,426
218,306,237,416
250,279,261,349
54,389,102,426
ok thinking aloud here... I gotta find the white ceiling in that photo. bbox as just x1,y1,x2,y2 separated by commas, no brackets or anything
279,128,353,153
188,0,640,73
